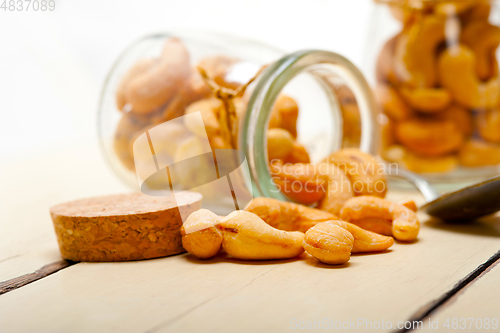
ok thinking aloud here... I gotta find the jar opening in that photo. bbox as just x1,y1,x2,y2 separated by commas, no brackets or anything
242,50,379,200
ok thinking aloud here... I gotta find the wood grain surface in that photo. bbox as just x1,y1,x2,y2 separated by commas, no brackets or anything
0,205,499,333
2,143,500,333
0,142,128,280
419,260,500,332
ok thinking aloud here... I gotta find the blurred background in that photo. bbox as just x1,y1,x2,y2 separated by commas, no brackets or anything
0,0,375,266
0,0,373,162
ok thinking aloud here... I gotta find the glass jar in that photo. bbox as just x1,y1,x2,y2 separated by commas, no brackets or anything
366,0,500,184
98,31,378,215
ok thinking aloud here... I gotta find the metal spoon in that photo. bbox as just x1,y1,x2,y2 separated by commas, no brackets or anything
389,166,500,221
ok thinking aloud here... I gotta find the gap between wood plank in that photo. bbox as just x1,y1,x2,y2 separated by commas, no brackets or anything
0,260,76,296
2,251,499,330
395,250,500,333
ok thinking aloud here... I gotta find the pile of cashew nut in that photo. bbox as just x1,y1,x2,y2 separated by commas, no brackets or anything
112,37,424,266
181,195,419,266
378,0,500,172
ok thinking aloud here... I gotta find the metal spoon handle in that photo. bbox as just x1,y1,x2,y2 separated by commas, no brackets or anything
386,163,440,202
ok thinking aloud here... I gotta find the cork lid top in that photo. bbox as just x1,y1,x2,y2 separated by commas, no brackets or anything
50,192,202,217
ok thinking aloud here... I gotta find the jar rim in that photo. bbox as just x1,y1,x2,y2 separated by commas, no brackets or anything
241,50,379,200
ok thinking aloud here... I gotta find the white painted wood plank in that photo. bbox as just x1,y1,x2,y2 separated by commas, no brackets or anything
0,141,128,281
1,208,499,333
419,261,500,332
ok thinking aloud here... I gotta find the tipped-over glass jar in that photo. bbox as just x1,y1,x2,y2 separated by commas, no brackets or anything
366,0,500,183
98,31,379,214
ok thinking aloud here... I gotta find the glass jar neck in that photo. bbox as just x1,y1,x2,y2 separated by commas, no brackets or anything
241,50,380,199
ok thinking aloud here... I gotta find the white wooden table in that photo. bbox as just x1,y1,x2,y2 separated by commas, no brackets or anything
1,143,499,333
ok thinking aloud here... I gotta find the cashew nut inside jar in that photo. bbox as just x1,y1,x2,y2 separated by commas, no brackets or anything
368,0,500,184
97,31,379,215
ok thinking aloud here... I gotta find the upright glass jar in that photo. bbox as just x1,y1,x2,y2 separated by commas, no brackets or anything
366,0,500,183
98,31,378,214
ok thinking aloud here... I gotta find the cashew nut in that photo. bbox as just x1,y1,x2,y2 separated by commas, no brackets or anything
394,16,445,88
218,211,305,260
340,196,420,241
403,151,459,173
461,1,491,24
113,112,151,171
434,0,475,17
316,163,354,216
322,148,387,198
438,45,500,109
348,218,393,237
458,139,500,167
376,34,400,84
476,108,500,143
282,142,311,164
184,97,231,149
395,117,464,157
269,95,299,138
181,209,223,259
116,58,157,112
436,105,474,136
160,71,212,122
303,222,354,265
400,199,418,212
399,87,451,113
376,85,413,121
244,197,337,233
340,103,361,147
461,21,500,80
267,128,294,161
328,220,394,253
270,161,326,205
125,38,191,114
197,55,241,90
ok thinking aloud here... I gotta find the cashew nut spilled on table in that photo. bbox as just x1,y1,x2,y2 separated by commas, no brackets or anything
316,163,354,216
218,211,305,260
181,209,223,259
328,220,394,253
303,222,354,265
340,196,420,242
244,197,338,233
